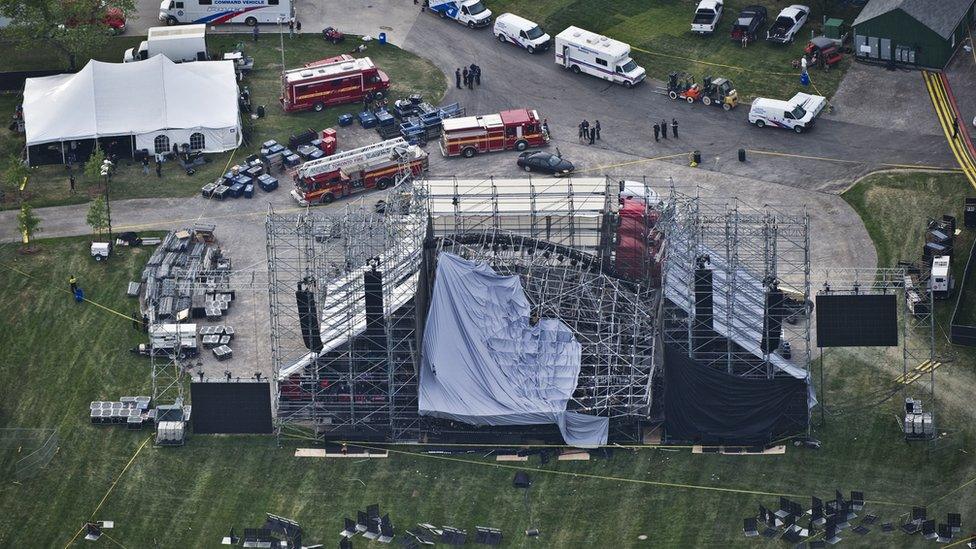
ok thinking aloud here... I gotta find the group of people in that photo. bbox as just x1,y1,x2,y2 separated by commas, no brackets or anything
455,64,483,90
577,119,601,144
653,118,679,141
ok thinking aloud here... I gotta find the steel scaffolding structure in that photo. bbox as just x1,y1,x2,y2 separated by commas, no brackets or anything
266,175,663,442
816,267,936,432
436,229,658,419
660,189,812,380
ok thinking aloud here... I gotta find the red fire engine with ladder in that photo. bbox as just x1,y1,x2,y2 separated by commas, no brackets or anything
280,56,391,113
440,108,549,158
290,138,428,206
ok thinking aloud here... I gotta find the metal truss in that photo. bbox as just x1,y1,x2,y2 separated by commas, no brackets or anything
437,229,658,418
660,188,812,380
266,174,666,442
817,267,936,420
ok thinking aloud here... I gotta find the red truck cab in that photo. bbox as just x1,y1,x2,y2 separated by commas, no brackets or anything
440,108,549,158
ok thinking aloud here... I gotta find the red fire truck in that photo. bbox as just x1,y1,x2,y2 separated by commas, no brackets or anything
290,138,429,206
440,108,549,158
280,56,391,113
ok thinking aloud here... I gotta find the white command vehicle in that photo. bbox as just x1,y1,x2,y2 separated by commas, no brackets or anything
158,0,291,26
554,26,646,88
428,0,492,28
691,0,723,35
749,93,826,133
124,24,208,63
493,13,550,53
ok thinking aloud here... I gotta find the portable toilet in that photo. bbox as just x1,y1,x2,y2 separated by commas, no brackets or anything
824,18,844,40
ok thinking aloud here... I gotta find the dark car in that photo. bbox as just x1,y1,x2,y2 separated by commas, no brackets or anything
730,5,767,44
517,151,574,175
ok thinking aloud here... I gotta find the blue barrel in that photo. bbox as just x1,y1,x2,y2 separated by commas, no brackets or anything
378,32,387,45
74,288,84,302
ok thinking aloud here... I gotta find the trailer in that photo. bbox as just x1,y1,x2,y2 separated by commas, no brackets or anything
290,138,428,205
123,24,208,63
440,108,549,158
280,57,390,113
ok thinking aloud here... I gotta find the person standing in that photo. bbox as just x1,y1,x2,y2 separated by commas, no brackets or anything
68,275,78,293
661,118,668,139
296,19,302,33
288,17,295,38
671,118,679,138
69,173,76,193
653,122,660,142
462,67,469,88
252,25,259,42
155,158,162,178
594,120,601,140
588,126,595,145
578,121,585,142
467,69,474,90
455,68,462,89
473,64,481,85
142,156,150,175
542,118,550,137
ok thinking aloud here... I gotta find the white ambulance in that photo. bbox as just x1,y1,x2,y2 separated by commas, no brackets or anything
554,26,645,87
493,13,550,54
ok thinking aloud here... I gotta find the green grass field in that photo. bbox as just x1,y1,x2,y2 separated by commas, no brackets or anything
0,34,445,210
0,171,974,547
487,0,859,100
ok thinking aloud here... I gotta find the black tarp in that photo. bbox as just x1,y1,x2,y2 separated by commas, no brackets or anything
663,345,809,445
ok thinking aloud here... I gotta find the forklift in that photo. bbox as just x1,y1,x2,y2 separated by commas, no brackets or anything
666,72,702,103
700,76,739,110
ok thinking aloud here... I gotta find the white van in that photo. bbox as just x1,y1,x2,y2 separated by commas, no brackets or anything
749,97,816,133
493,13,550,53
554,26,645,87
158,0,291,26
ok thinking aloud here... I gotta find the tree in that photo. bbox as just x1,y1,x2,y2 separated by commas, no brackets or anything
84,145,105,181
17,203,42,246
1,155,30,202
86,196,109,237
0,0,136,70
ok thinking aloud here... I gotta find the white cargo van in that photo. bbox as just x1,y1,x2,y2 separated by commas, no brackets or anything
749,97,816,133
554,26,646,88
428,0,492,28
493,13,550,53
124,24,208,63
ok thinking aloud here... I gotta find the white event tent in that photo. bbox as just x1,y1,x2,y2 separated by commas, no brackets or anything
23,55,240,164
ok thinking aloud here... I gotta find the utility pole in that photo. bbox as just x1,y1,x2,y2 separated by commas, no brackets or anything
278,16,286,71
100,160,113,253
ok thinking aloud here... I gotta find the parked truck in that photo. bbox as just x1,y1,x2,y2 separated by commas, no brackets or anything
554,26,646,88
440,108,549,158
428,0,492,28
123,24,208,63
290,138,428,205
748,92,825,133
280,56,390,113
691,0,723,35
767,4,809,44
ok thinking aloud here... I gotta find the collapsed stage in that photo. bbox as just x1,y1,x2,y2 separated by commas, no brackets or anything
266,177,813,445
